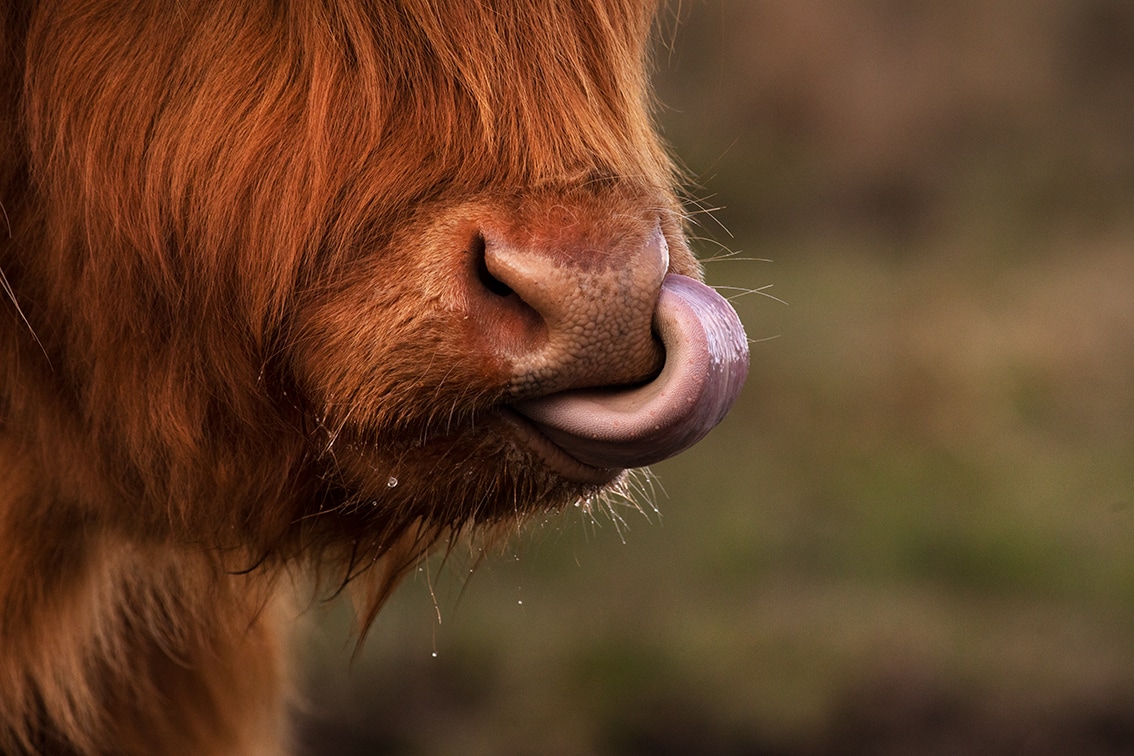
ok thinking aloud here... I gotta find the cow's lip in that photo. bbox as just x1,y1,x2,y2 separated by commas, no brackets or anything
496,407,622,486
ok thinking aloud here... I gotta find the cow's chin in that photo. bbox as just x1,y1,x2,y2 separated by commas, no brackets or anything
317,410,623,533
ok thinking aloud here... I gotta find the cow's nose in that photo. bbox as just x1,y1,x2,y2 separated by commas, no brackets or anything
472,223,668,397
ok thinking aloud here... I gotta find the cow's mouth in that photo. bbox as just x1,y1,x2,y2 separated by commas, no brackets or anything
496,408,622,485
506,274,749,483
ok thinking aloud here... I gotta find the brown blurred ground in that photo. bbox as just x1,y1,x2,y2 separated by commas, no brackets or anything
299,2,1134,754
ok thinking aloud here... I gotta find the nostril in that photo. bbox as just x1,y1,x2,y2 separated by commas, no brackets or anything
471,233,514,298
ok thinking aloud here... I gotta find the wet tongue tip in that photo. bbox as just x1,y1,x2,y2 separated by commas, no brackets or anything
514,274,748,470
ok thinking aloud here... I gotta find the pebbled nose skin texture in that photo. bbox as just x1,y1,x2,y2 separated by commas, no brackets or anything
481,223,670,398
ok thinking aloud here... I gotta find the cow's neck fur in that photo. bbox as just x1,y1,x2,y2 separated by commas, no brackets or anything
0,454,291,754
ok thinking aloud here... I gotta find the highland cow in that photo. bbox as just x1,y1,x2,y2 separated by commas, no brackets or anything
0,2,747,754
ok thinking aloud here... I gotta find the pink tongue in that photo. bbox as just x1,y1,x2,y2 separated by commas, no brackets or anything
512,274,749,469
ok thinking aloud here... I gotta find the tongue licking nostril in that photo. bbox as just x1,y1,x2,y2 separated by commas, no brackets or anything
512,274,749,469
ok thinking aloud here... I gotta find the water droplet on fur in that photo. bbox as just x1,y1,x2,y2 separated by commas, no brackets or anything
387,477,398,488
431,652,438,658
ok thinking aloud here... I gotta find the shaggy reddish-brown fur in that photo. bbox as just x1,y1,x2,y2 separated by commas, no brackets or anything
0,2,700,753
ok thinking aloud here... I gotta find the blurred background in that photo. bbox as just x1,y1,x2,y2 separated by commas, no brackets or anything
300,1,1134,753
